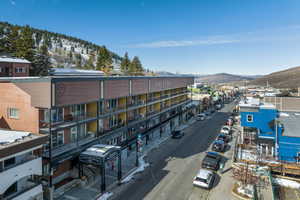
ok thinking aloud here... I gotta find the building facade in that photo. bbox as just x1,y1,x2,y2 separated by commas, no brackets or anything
0,57,30,77
239,97,300,163
0,130,47,200
0,76,193,199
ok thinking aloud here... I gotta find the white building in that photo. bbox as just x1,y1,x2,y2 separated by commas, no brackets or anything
0,130,47,200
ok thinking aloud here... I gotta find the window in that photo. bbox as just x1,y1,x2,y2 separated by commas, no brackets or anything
78,124,86,138
72,104,85,117
44,108,63,122
4,157,16,168
70,126,77,142
109,115,118,128
8,108,19,119
15,67,25,73
247,114,253,122
0,67,2,73
52,130,64,148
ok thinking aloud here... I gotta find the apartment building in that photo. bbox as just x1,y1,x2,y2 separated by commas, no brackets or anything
0,75,193,198
0,57,30,77
0,129,47,200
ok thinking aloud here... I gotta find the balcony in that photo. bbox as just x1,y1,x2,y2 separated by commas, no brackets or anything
103,120,126,134
127,100,146,109
43,134,97,158
39,112,97,133
0,157,42,195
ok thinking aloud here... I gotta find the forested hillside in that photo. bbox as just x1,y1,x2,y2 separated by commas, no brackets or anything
0,22,144,75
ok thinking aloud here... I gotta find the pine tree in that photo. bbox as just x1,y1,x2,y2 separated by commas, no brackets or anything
84,54,95,69
30,52,51,76
120,52,130,74
130,56,144,75
15,25,35,61
96,46,112,73
6,26,19,55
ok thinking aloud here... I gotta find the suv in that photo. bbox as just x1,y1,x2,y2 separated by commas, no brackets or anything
217,133,230,143
193,169,215,189
212,140,226,152
202,152,222,171
196,113,206,121
220,125,231,135
171,130,184,139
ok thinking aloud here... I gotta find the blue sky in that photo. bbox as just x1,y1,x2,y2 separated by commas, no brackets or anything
1,0,300,75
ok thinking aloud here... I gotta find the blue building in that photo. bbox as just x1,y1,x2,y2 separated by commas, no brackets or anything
239,97,300,162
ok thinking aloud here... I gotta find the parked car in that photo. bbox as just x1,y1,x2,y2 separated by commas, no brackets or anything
210,109,215,114
171,130,184,139
212,140,226,152
196,113,206,121
217,133,230,143
193,169,215,189
220,125,231,135
201,151,222,171
215,104,222,110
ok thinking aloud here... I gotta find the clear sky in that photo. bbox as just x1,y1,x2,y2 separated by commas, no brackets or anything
1,0,300,75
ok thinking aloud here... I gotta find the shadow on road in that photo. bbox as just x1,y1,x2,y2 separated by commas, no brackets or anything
113,105,235,200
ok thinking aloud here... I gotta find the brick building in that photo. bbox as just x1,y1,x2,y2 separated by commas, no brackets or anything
0,57,30,77
0,75,194,199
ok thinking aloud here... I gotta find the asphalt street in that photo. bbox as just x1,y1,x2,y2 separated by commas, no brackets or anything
112,102,236,200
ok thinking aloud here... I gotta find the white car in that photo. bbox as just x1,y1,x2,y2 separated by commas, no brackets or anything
196,113,206,121
193,169,215,189
220,125,231,135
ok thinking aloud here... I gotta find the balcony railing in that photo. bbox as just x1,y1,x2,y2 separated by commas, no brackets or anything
127,100,146,108
40,112,97,129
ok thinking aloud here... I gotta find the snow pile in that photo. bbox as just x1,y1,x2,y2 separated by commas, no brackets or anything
241,150,257,161
97,192,113,200
237,184,254,198
121,155,149,183
280,112,290,117
274,178,300,189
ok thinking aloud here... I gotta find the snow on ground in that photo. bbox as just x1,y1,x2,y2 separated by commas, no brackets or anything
240,150,257,161
274,178,300,189
121,155,150,183
97,192,113,200
280,112,290,117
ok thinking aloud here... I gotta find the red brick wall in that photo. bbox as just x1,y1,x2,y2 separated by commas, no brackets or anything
0,83,39,133
150,78,164,92
53,160,72,178
0,62,29,77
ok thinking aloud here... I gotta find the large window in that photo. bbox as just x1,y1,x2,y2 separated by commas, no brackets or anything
247,114,253,122
4,157,16,169
15,67,25,73
8,108,19,119
107,99,117,109
78,124,86,138
52,130,64,148
70,126,77,142
72,104,85,117
44,108,63,122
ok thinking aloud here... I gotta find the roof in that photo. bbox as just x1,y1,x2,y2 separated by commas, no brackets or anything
50,68,105,76
0,130,31,145
197,169,212,179
81,144,120,158
239,97,275,109
0,129,45,149
0,75,194,83
279,112,300,137
0,57,31,64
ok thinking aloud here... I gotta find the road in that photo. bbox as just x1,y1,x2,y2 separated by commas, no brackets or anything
112,102,236,200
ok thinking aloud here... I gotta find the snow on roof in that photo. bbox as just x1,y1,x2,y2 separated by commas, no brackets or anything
0,129,31,145
239,97,275,109
50,68,105,76
0,57,31,64
81,144,120,157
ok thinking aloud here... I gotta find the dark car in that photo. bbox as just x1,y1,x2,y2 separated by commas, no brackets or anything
201,152,222,171
210,109,215,114
212,140,226,152
217,133,230,143
171,130,184,139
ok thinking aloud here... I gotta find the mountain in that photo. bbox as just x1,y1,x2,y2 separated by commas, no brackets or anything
0,21,123,69
195,73,256,84
250,66,300,88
